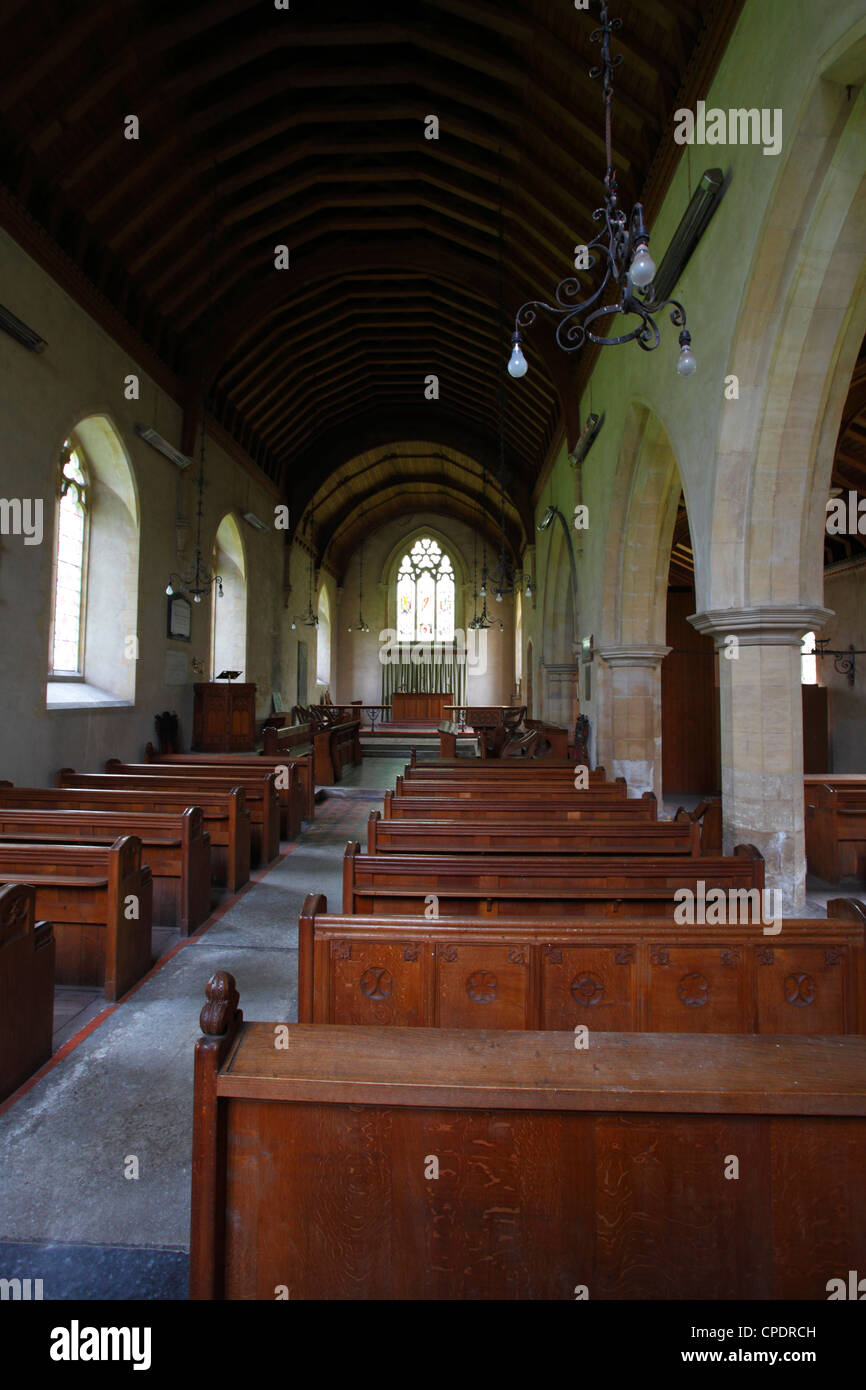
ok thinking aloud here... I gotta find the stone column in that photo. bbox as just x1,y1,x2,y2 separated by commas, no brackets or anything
689,605,831,910
594,643,671,796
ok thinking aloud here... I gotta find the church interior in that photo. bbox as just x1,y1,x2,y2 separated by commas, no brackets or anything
1,0,865,1322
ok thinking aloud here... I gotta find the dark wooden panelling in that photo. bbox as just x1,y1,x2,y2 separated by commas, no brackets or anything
662,588,720,794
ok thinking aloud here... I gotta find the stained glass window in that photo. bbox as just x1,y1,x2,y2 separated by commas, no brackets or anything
51,444,89,675
395,537,455,641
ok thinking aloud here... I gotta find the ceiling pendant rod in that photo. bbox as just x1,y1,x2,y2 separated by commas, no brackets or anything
507,0,696,380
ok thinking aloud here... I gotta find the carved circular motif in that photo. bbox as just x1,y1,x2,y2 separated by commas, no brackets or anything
784,972,816,1006
466,970,498,1003
570,972,604,1006
359,967,393,1001
677,973,709,1007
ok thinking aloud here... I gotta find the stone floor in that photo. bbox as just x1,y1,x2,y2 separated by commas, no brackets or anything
0,758,404,1300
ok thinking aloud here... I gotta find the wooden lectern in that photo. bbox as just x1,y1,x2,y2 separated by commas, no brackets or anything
193,681,256,751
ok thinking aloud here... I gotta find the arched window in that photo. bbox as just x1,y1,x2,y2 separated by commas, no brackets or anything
47,416,140,708
211,514,247,678
317,583,331,686
50,442,89,675
396,536,454,641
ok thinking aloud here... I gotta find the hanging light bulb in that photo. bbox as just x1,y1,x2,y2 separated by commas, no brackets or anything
194,593,202,604
629,242,656,289
525,579,532,598
496,590,503,603
165,583,174,596
676,330,697,377
291,620,296,630
507,332,528,379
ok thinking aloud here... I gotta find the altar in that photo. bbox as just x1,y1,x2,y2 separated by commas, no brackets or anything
391,692,453,722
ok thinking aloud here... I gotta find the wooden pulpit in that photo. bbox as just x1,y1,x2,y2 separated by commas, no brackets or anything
193,682,256,752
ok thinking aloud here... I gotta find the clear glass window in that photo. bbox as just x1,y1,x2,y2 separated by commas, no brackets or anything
51,444,88,675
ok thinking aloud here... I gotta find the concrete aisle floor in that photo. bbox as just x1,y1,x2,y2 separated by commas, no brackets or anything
0,758,405,1301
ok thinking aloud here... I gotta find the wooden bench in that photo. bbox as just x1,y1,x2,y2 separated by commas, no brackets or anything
0,783,249,894
674,799,723,856
805,779,866,881
0,837,152,1000
190,971,866,1300
343,843,765,917
406,753,613,778
72,763,277,868
368,810,699,856
262,718,361,785
299,893,866,1032
383,790,658,822
394,775,632,801
524,717,570,757
0,806,211,933
143,744,309,838
0,883,54,1102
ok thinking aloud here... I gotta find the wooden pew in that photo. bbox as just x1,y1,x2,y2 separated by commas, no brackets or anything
299,893,866,1032
674,799,723,856
523,718,570,757
804,779,866,881
0,883,54,1101
0,837,151,1000
394,774,632,801
0,783,249,895
63,764,276,868
406,753,613,778
0,807,211,933
190,971,866,1300
343,842,765,917
143,744,309,837
383,790,658,822
368,810,699,856
262,718,361,785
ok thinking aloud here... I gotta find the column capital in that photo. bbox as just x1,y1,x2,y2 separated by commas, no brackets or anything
596,643,671,668
689,605,833,648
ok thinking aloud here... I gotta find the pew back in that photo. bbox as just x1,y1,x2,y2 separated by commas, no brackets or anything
343,842,765,917
143,744,310,833
299,894,866,1033
368,811,699,856
0,836,151,1000
383,791,658,822
0,783,249,893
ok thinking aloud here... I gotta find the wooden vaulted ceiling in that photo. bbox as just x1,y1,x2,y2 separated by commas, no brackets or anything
0,0,743,545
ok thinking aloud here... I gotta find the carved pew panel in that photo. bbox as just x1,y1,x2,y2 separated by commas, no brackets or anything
298,895,865,1034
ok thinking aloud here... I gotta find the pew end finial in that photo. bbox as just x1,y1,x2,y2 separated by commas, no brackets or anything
200,971,240,1036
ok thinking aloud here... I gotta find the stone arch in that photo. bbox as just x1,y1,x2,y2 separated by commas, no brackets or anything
539,512,578,726
211,513,247,679
595,401,685,798
688,18,866,907
705,28,866,613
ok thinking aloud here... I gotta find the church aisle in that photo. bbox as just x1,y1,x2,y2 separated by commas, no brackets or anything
0,767,401,1300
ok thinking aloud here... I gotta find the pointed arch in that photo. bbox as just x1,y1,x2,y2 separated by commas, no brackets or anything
211,513,248,678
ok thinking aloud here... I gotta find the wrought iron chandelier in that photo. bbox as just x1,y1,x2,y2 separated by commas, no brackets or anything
347,530,371,633
507,0,696,380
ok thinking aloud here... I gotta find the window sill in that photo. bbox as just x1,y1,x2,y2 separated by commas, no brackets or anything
46,682,133,710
